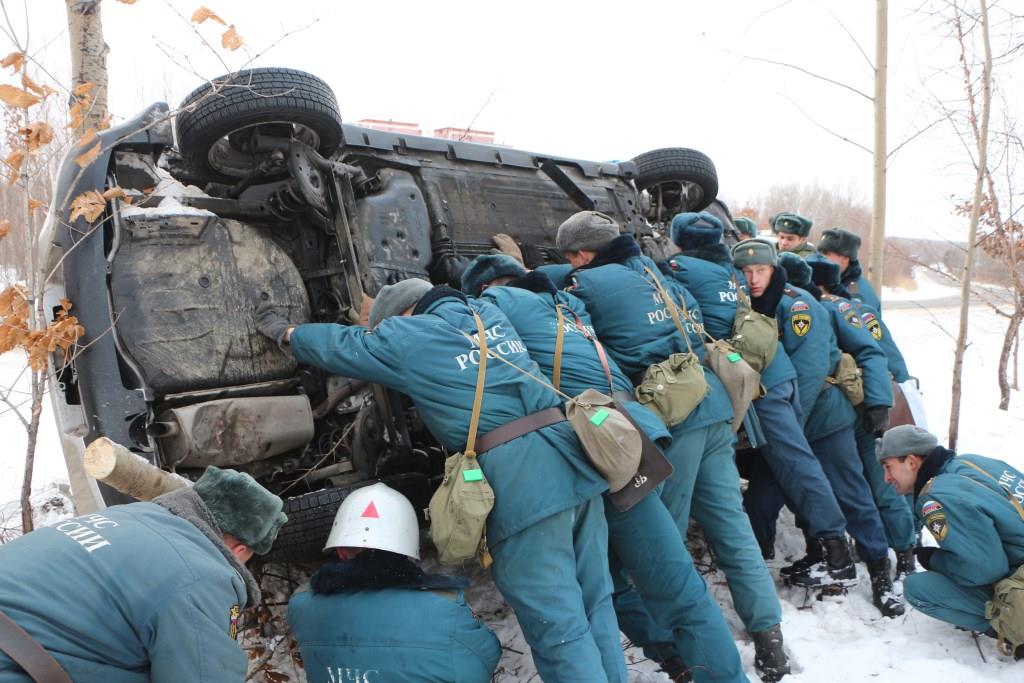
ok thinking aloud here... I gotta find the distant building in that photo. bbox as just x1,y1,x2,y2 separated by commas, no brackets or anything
355,119,422,136
433,127,495,144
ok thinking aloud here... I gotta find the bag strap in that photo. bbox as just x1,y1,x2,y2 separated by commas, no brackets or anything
464,312,489,456
555,303,615,394
731,274,754,313
959,460,1024,524
0,610,72,683
641,265,696,354
553,305,567,392
462,327,578,406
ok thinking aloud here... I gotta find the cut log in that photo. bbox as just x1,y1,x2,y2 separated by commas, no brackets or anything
84,437,188,501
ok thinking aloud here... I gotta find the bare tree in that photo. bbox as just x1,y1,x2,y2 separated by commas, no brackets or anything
948,0,992,449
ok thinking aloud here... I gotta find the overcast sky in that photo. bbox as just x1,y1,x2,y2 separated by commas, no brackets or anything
6,0,1022,241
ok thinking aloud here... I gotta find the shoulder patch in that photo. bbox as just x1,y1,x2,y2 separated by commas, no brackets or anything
228,604,241,639
838,301,852,313
922,500,948,542
844,309,862,328
865,316,882,340
568,276,579,291
669,259,681,270
791,313,812,336
790,300,810,312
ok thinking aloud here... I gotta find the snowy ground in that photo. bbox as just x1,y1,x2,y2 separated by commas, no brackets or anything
1,269,1022,681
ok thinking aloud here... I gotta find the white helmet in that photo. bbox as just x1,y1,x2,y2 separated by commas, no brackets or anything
322,483,420,559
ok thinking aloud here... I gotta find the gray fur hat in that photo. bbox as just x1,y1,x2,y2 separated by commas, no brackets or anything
192,466,287,555
555,211,621,252
876,425,940,461
460,254,527,297
731,239,778,268
818,228,862,260
369,278,433,328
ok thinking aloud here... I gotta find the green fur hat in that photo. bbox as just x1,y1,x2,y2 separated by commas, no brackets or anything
770,212,813,237
731,239,778,268
460,254,527,297
818,228,862,260
193,466,287,555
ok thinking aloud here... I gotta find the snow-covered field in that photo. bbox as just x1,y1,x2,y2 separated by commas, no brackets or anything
1,270,1021,681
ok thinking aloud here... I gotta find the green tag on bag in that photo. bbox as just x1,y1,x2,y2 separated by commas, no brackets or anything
727,352,742,363
463,468,484,482
590,408,610,426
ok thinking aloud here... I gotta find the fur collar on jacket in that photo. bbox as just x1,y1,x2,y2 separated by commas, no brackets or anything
507,271,558,296
752,267,787,318
580,234,641,270
680,243,732,265
914,445,957,499
311,551,468,595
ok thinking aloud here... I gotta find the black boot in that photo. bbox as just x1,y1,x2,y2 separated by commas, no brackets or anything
789,536,857,588
658,655,692,682
894,548,916,581
780,531,822,582
867,557,905,617
752,624,790,682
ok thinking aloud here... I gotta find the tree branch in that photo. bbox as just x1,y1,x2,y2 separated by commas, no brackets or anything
740,53,874,102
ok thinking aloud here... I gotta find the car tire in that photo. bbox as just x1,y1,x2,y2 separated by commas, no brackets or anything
632,147,719,212
176,67,343,183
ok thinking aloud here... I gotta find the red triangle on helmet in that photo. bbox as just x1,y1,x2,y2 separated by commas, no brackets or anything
361,501,380,519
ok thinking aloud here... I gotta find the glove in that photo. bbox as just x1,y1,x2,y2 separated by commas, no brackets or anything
254,302,292,347
490,233,524,264
914,546,936,570
862,405,890,435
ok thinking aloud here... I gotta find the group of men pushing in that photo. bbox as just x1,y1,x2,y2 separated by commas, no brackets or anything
2,208,1023,683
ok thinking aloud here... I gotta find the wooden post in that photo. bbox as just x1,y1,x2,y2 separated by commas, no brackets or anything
84,437,188,501
869,0,888,293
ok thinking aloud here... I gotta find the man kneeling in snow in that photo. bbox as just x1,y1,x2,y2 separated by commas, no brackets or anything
0,466,287,682
879,425,1024,658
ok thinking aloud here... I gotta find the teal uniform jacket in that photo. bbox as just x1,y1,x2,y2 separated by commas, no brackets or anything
916,453,1024,587
476,283,670,444
666,250,797,391
289,586,500,683
841,260,881,312
775,285,844,434
563,238,733,434
851,298,910,382
289,291,608,547
0,503,250,682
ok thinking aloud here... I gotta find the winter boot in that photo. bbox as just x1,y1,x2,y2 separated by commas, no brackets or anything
658,655,692,682
894,548,916,581
780,532,823,583
789,536,858,589
752,624,790,682
867,557,905,617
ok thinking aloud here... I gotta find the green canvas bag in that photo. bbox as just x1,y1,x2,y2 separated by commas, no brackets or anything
635,267,709,426
428,312,495,566
729,275,778,373
827,352,865,407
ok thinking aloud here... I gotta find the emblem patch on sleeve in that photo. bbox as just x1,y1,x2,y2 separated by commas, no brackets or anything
863,313,882,340
790,300,809,312
228,604,241,639
922,500,948,542
791,313,811,336
843,309,863,328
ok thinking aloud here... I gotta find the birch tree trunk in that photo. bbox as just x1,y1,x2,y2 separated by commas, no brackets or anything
869,0,888,293
65,0,109,136
948,0,992,449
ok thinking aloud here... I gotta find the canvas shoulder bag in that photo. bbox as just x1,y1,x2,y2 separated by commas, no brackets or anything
827,352,864,407
428,312,496,566
549,305,675,507
634,266,709,427
729,274,778,373
956,461,1024,655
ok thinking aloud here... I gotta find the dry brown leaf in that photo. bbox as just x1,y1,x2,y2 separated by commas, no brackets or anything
73,82,97,97
221,25,243,50
59,298,73,314
78,128,98,149
21,73,54,98
5,150,24,186
28,197,44,213
102,186,128,201
116,0,139,3
76,141,102,168
1,51,24,72
191,6,226,25
21,121,54,152
67,97,90,130
0,84,40,108
69,190,106,223
0,219,10,240
97,114,113,131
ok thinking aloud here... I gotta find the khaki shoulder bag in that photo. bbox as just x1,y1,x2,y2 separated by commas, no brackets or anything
957,460,1024,655
729,275,778,373
827,352,864,407
428,313,496,566
552,304,674,510
634,267,709,427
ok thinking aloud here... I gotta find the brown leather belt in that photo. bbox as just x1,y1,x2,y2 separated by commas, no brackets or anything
612,390,634,404
475,407,566,454
0,610,71,683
